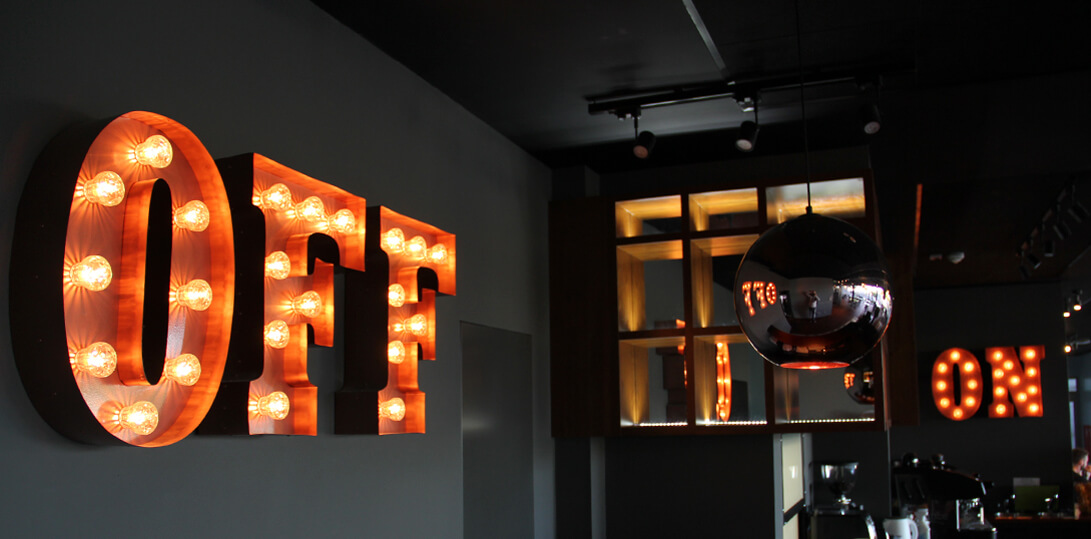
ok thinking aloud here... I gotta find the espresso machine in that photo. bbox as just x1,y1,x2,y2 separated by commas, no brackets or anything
809,461,878,539
892,453,996,539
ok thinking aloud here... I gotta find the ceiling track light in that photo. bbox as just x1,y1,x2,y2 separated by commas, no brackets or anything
735,95,760,152
1053,219,1071,240
861,103,881,135
631,115,655,159
1024,252,1042,269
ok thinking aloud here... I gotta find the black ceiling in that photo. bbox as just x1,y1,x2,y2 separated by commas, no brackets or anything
311,1,1091,293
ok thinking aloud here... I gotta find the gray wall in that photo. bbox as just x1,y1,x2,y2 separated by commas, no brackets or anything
0,1,552,537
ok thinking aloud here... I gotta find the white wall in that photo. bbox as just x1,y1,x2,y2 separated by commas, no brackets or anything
0,1,553,537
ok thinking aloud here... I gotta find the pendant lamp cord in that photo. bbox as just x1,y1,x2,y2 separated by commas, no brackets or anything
795,0,812,214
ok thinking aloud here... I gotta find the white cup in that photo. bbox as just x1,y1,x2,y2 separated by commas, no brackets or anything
883,517,918,539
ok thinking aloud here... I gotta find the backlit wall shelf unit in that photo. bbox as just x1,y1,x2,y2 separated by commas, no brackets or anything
550,172,890,437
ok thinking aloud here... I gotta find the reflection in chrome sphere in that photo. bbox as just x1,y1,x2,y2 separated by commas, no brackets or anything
733,213,892,369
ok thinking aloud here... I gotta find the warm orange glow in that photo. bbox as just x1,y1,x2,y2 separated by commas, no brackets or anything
260,183,293,211
163,354,201,386
118,401,159,435
740,281,755,316
388,284,406,307
715,340,732,421
264,251,291,280
263,320,290,349
133,135,173,168
932,347,981,421
82,171,126,206
328,208,356,234
256,392,290,420
379,398,407,421
291,290,323,318
175,279,213,311
73,342,117,378
1064,311,1071,318
985,345,1045,418
427,243,448,265
173,200,210,232
1066,344,1074,354
294,195,326,223
383,228,405,253
936,381,947,391
388,341,406,364
69,255,112,291
406,236,427,260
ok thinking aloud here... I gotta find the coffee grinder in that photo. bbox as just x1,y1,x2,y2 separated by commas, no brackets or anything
809,461,878,539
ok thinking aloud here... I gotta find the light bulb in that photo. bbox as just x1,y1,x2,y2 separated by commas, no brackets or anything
951,351,961,361
291,291,323,318
257,391,290,420
936,381,947,391
328,209,356,234
953,408,964,419
133,135,173,168
294,196,326,223
427,243,448,265
388,284,406,307
1029,403,1040,414
118,401,159,435
73,342,117,378
383,228,405,253
939,398,950,408
967,379,978,390
264,320,290,348
83,171,126,206
176,279,213,311
260,183,293,211
993,369,1004,378
163,354,201,386
406,236,427,260
1009,375,1020,386
379,397,406,421
1003,360,1014,370
264,251,291,280
996,404,1007,415
937,363,948,374
1028,385,1039,395
69,255,112,291
995,387,1006,397
393,315,428,335
963,362,974,373
173,200,210,232
388,341,406,364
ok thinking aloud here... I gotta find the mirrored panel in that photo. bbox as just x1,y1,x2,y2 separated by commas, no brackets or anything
691,235,758,328
616,195,682,238
619,336,688,427
694,334,767,425
689,188,759,232
617,241,684,332
766,178,866,224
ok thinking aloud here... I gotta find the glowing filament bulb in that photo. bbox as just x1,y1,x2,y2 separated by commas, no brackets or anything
83,171,126,206
993,368,1004,378
379,398,406,421
328,209,356,234
1066,344,1073,353
963,362,974,373
163,354,201,386
938,363,948,374
1016,392,1027,403
383,228,405,253
69,255,112,291
953,408,964,419
995,387,1006,397
406,314,428,336
406,236,427,260
388,341,406,364
965,397,976,407
73,342,117,378
173,200,210,232
1025,349,1037,359
294,196,326,223
967,379,978,390
993,351,1003,361
264,251,291,279
1003,360,1014,370
1029,403,1040,414
291,291,323,318
936,381,947,391
939,398,951,408
951,351,961,361
996,404,1007,414
264,320,290,348
176,279,213,311
1026,367,1037,377
118,401,159,435
427,244,448,265
388,284,406,307
133,135,173,168
1028,385,1039,395
260,183,293,211
1009,375,1020,386
257,391,290,420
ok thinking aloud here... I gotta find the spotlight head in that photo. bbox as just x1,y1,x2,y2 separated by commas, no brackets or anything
1069,201,1089,223
735,121,759,152
1025,252,1042,269
861,103,881,135
633,131,656,159
1053,220,1071,240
